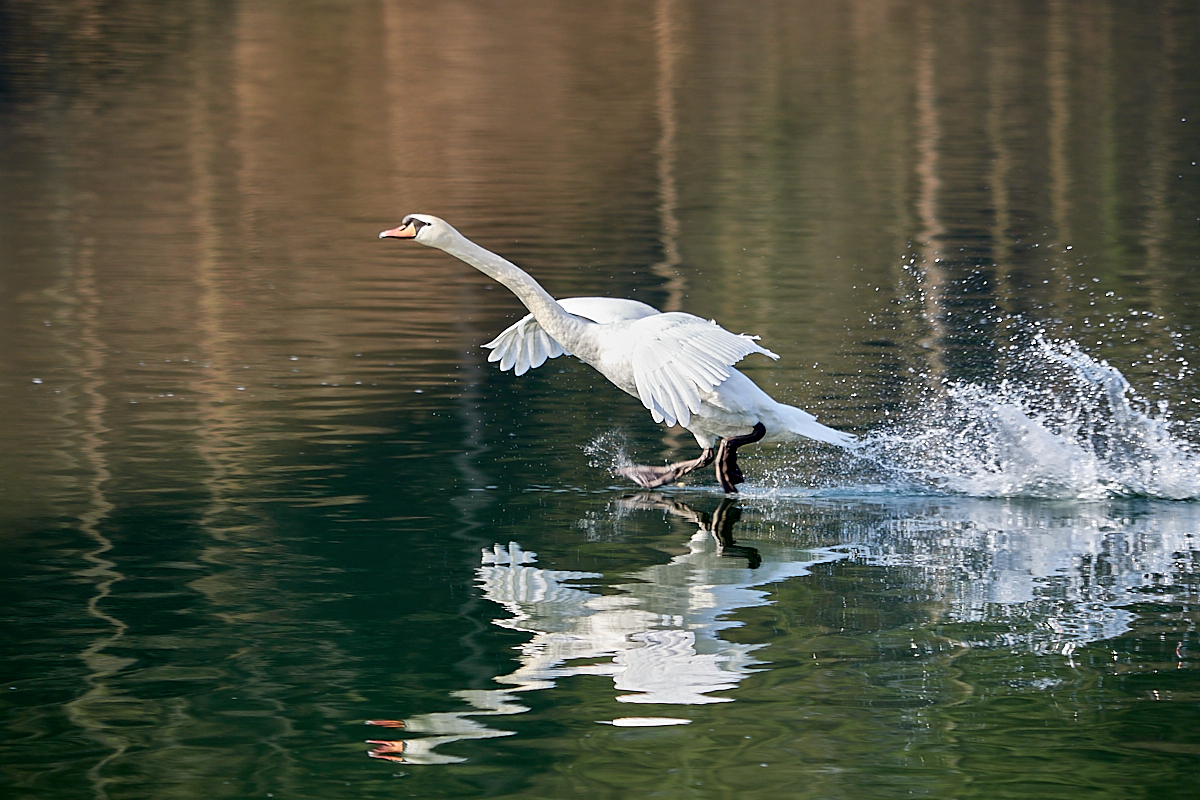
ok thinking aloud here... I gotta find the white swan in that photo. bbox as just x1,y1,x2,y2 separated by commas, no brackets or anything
380,214,854,491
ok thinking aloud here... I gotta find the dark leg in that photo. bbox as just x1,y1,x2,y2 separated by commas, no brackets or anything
617,449,715,489
714,422,766,492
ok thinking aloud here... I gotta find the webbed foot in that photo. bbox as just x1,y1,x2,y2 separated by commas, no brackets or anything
617,449,715,488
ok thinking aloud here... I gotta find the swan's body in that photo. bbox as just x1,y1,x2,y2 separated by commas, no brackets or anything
381,214,853,491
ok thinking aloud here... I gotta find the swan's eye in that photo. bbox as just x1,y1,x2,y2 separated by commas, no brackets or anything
401,216,428,234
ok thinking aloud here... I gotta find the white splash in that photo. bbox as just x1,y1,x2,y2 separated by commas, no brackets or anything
583,429,635,473
860,335,1200,500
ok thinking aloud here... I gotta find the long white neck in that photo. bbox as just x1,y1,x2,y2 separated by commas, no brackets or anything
436,232,596,360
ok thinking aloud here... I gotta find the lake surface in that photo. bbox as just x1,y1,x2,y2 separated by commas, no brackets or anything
2,1,1199,798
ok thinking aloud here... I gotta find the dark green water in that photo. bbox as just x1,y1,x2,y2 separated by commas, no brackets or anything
2,1,1199,798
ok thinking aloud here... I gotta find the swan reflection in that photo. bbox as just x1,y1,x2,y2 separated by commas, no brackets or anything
368,496,844,763
368,494,1198,764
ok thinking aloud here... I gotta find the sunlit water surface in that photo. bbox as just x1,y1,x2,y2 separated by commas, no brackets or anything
2,2,1199,799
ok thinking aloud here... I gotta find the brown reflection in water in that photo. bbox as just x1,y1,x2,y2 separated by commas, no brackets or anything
986,5,1013,312
651,0,686,313
1139,1,1179,323
648,0,696,459
1047,0,1071,252
377,0,659,260
189,18,308,792
61,231,132,800
913,4,948,380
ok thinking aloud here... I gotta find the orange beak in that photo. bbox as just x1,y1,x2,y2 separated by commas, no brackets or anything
379,222,418,239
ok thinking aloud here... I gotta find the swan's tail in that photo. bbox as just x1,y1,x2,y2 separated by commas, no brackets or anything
775,403,857,448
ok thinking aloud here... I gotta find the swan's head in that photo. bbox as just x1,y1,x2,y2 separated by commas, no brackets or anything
378,214,459,249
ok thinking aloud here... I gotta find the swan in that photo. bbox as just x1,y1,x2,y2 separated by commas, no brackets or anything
380,214,854,492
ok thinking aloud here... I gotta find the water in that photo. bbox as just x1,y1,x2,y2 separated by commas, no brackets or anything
2,1,1199,798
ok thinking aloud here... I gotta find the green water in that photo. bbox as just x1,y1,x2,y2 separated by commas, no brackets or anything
2,1,1198,798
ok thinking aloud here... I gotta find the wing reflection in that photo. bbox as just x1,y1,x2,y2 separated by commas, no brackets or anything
367,496,845,763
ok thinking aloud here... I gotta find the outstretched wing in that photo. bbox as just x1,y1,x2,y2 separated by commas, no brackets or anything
482,297,659,376
629,312,779,427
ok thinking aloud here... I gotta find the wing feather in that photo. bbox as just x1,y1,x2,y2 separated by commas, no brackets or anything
485,315,568,376
483,300,777,430
629,312,779,428
482,297,659,375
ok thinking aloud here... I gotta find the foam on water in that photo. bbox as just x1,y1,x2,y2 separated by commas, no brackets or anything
857,334,1200,500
